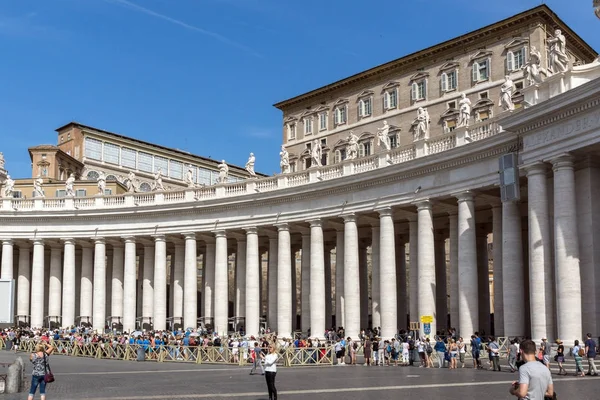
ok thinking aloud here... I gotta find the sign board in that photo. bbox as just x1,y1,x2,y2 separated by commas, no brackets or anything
423,323,431,335
0,279,15,324
409,322,420,331
420,315,433,323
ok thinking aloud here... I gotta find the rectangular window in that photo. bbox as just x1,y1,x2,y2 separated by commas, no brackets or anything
304,118,313,135
12,191,22,199
104,189,112,196
473,59,490,82
334,106,347,125
447,70,457,91
445,119,457,132
479,91,488,99
447,101,457,109
121,147,136,169
84,137,102,160
288,123,296,140
76,189,87,197
507,48,526,72
169,160,183,180
318,112,327,131
384,89,397,110
155,156,168,174
289,162,296,173
478,110,490,121
55,190,66,198
358,98,372,117
197,168,212,185
138,152,153,172
103,142,120,165
359,142,371,157
389,134,398,149
411,81,427,101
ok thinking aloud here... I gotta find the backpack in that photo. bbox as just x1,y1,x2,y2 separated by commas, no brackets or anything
408,340,415,350
426,343,433,354
353,342,358,350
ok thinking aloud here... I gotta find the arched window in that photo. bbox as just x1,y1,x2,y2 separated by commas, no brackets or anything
106,175,117,181
139,182,152,192
86,171,99,181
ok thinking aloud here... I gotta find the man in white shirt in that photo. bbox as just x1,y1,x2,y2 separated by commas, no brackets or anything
510,340,553,400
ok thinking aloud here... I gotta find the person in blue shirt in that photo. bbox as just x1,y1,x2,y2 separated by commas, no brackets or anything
434,339,446,368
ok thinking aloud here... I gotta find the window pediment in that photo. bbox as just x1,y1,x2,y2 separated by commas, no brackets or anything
288,152,299,161
504,37,528,50
472,98,494,109
332,139,347,149
357,90,374,99
284,116,298,123
315,105,330,112
382,81,400,91
299,110,314,118
333,98,349,107
439,61,460,72
440,108,459,119
410,72,430,81
470,50,493,62
358,132,374,141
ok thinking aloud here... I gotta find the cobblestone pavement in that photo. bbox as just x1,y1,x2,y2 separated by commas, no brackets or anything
2,351,599,400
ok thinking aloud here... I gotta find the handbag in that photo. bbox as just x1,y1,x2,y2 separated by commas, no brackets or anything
43,353,55,383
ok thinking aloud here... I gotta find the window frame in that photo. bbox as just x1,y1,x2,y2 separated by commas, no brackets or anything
334,105,347,126
318,112,328,131
472,58,491,83
303,117,313,135
441,69,458,93
383,89,398,111
411,80,427,102
358,97,372,119
506,47,526,72
287,123,296,140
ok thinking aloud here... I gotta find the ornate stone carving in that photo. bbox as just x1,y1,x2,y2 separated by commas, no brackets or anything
458,93,472,127
185,166,195,188
311,139,322,167
346,131,359,160
245,153,256,176
547,29,569,74
376,120,391,151
218,160,229,184
524,46,543,85
65,173,76,197
0,152,5,170
33,175,45,198
3,175,14,198
414,107,430,141
153,168,165,191
279,146,290,174
98,171,106,195
499,75,515,111
126,171,136,193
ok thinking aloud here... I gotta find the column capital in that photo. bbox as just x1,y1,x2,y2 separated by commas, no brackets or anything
31,239,44,246
550,153,574,171
376,206,393,218
182,232,197,240
244,227,258,235
1,239,13,245
275,223,289,232
523,161,548,176
454,191,475,203
447,210,458,217
414,199,432,211
121,236,136,244
92,237,105,244
341,213,356,223
152,234,166,242
307,218,323,228
212,230,227,238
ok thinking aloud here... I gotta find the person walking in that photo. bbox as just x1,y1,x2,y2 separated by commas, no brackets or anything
28,342,54,400
249,342,265,375
555,339,566,375
540,337,551,369
584,333,598,376
508,339,518,372
509,339,554,400
261,344,279,400
488,337,501,372
573,339,586,377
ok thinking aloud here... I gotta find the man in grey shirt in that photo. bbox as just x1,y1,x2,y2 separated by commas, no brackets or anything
510,339,553,400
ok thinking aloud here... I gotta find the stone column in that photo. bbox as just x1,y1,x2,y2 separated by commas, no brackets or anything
552,155,582,343
526,163,553,341
502,199,525,336
92,238,106,332
491,205,504,336
371,225,381,330
183,233,197,329
48,245,62,324
300,233,310,332
61,239,76,328
343,214,360,339
105,250,113,323
172,242,184,324
456,192,478,337
359,244,369,330
80,245,94,325
324,247,333,329
203,239,215,326
308,219,325,339
379,207,397,339
408,217,419,323
245,228,260,338
153,235,167,331
268,237,278,332
417,201,436,338
111,244,124,326
213,230,228,335
30,239,45,328
1,240,13,280
477,232,490,334
142,244,154,326
17,245,31,324
276,223,292,338
291,247,298,332
448,212,459,330
235,239,247,322
434,233,447,331
335,230,345,329
396,238,407,331
122,237,137,332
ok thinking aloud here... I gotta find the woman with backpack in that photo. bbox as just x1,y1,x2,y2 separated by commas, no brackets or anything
573,339,586,377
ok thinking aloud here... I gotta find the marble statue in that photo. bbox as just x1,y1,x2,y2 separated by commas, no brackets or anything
499,75,515,111
414,107,430,141
97,171,106,194
0,152,5,170
3,175,14,198
376,120,391,151
245,153,256,176
523,46,543,85
311,139,322,167
547,29,569,74
218,160,229,184
185,166,195,188
346,131,359,160
154,168,165,191
279,146,290,174
65,173,76,197
458,93,472,127
33,175,44,198
126,171,136,193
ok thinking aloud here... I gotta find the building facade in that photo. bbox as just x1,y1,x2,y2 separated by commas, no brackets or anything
0,6,599,346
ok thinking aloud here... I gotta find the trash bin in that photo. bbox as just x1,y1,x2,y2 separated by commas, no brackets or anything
5,340,12,351
136,348,145,362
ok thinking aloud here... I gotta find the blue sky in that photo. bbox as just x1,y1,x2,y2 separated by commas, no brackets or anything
0,0,598,177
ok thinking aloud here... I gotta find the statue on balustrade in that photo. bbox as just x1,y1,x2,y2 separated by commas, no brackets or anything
376,120,391,151
547,29,569,74
414,107,430,141
346,131,359,160
0,152,5,170
33,175,44,198
245,153,256,176
458,93,472,127
154,168,165,191
311,139,322,167
126,171,136,193
185,166,195,188
3,175,14,198
65,173,76,197
97,171,106,195
218,160,229,183
279,146,290,174
523,46,543,85
499,75,515,111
